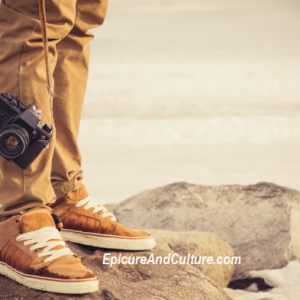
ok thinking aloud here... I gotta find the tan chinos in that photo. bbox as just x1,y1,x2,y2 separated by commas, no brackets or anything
0,0,108,219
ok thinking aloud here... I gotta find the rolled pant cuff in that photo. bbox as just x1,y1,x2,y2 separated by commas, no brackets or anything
0,206,52,222
52,179,81,197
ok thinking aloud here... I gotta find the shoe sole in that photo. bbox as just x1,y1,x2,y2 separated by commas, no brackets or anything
61,229,156,250
0,261,99,294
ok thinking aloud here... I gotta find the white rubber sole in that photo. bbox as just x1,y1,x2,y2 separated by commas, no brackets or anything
61,229,156,251
0,262,99,294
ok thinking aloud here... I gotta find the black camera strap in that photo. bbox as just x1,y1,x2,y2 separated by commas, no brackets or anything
38,0,55,142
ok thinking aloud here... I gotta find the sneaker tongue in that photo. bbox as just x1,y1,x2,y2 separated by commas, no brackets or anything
20,211,56,234
78,181,89,200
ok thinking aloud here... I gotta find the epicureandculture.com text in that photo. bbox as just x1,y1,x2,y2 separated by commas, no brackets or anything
103,253,241,267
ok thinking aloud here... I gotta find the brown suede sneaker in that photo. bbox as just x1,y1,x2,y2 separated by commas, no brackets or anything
0,211,98,294
51,182,156,250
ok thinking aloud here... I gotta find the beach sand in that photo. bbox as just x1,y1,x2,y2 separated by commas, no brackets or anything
79,0,300,204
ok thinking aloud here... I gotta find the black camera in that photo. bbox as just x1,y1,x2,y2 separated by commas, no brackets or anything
0,93,52,169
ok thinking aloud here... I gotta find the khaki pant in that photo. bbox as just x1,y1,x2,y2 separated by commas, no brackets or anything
0,0,108,219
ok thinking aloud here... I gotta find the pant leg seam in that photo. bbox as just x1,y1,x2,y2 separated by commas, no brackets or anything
19,23,38,203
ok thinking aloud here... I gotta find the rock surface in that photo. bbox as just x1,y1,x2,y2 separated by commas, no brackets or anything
148,229,235,287
111,182,300,280
0,241,233,300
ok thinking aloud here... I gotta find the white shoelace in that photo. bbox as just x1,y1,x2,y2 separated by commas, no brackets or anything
16,226,74,263
75,196,116,222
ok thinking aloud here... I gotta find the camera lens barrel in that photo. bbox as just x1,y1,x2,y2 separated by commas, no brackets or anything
0,124,30,159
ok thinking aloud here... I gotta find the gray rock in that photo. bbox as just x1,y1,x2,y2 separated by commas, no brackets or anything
112,182,300,280
148,229,235,287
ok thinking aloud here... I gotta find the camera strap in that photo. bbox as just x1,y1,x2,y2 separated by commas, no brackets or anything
38,0,55,142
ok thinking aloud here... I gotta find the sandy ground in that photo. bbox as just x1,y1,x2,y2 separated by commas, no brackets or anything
79,118,300,204
78,0,300,204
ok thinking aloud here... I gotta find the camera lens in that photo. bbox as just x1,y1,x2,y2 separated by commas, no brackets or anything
5,136,19,147
0,125,30,159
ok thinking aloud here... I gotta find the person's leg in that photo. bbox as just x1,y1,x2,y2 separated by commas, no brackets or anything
48,0,155,250
51,0,109,196
0,3,101,293
0,0,77,219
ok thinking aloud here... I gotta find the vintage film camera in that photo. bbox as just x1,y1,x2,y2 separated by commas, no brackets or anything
0,93,52,169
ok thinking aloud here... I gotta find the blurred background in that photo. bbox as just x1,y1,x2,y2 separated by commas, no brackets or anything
79,0,300,204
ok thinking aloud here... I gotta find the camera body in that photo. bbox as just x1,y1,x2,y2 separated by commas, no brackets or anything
0,93,52,169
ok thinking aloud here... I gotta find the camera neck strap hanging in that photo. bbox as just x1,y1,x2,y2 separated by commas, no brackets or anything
38,0,55,141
